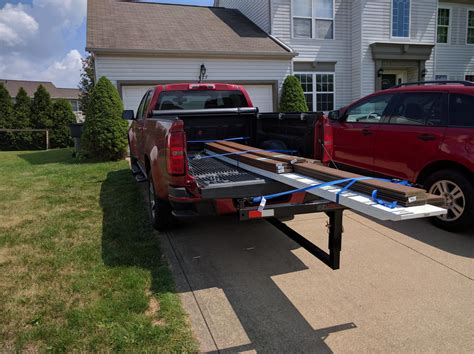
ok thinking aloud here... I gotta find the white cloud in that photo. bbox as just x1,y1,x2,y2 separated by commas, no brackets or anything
0,3,39,46
0,0,87,88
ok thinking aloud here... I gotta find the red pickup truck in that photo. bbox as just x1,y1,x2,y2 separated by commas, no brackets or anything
324,82,474,231
125,83,324,231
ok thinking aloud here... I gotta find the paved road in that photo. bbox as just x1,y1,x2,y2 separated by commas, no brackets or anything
161,211,473,353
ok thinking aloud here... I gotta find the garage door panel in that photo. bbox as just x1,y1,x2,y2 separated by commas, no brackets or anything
122,86,152,115
242,85,274,113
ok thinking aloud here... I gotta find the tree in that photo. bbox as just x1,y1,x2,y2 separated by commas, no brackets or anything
81,76,128,161
79,54,95,114
51,99,76,148
31,85,53,129
0,83,14,150
12,87,33,150
279,75,309,112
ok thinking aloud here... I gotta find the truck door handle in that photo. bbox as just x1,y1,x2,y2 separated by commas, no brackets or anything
362,128,372,136
418,134,436,141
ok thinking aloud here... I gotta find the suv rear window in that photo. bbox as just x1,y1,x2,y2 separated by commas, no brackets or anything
449,94,474,127
155,90,249,110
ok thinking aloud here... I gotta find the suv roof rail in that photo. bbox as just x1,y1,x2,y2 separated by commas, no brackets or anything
392,80,474,88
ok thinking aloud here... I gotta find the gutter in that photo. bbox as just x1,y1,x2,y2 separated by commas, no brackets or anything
269,35,295,54
86,47,297,60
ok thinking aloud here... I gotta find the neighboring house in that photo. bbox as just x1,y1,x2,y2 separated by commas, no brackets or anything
1,79,81,112
216,0,474,109
86,0,296,114
1,79,83,121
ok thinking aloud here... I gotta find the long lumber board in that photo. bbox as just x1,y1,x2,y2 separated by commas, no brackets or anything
215,141,307,164
206,142,292,174
204,149,447,221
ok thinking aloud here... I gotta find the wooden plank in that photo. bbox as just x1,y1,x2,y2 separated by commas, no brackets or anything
205,149,447,221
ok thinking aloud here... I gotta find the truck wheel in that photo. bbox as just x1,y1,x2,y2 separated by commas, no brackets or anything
424,169,474,232
148,175,176,231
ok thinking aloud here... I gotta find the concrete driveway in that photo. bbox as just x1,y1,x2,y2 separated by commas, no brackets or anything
161,211,473,353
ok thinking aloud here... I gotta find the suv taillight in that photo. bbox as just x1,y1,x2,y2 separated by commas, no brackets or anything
166,131,186,176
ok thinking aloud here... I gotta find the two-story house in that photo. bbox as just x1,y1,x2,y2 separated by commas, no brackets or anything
216,0,474,110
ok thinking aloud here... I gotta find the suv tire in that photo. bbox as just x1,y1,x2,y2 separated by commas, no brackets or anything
424,169,474,232
148,174,176,231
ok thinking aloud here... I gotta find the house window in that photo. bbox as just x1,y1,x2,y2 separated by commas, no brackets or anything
437,8,450,43
293,0,334,39
295,73,335,112
392,0,410,38
468,10,474,44
435,74,448,81
466,75,474,82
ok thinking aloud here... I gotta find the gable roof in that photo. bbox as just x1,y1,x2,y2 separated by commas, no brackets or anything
0,79,80,100
86,0,294,59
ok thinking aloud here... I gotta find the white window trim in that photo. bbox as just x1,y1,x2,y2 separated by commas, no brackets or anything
295,71,336,112
390,0,412,40
467,8,474,45
291,0,335,40
436,6,451,45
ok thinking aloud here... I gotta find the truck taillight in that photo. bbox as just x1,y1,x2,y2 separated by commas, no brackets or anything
167,131,186,176
322,118,334,165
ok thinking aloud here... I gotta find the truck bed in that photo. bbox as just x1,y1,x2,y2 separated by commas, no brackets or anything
188,154,293,200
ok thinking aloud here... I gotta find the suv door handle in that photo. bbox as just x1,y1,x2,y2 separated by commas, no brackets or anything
418,134,436,141
362,128,372,136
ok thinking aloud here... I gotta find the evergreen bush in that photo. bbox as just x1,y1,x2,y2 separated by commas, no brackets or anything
81,76,128,161
12,87,33,150
279,75,309,112
0,83,14,150
51,99,76,148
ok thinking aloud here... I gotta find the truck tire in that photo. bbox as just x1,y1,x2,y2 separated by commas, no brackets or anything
424,169,474,232
148,175,176,231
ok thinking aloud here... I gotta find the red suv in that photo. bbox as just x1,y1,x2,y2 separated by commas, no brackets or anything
327,81,474,231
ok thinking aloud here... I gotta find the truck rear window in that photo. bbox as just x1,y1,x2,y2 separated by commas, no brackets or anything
155,90,249,110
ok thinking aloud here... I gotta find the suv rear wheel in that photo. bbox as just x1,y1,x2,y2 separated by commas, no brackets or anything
148,175,176,231
424,170,474,231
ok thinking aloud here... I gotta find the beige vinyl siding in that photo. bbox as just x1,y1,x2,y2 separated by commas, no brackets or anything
216,0,271,32
360,0,437,96
271,0,352,108
434,2,474,80
351,0,363,101
94,55,291,94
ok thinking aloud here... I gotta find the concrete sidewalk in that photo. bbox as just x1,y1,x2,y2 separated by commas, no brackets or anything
161,212,473,353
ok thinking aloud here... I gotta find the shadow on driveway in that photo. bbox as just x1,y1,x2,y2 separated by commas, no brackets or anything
362,216,474,258
166,216,357,353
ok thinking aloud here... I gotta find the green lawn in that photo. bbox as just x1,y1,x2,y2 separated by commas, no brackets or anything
0,149,197,352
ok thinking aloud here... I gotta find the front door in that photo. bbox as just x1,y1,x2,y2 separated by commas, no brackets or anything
372,92,448,181
332,93,396,172
381,75,397,90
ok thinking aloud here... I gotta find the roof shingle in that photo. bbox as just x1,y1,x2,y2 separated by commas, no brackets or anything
86,0,293,58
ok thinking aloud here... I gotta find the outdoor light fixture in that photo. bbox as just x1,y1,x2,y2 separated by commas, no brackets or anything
421,68,427,78
377,68,384,77
199,64,207,83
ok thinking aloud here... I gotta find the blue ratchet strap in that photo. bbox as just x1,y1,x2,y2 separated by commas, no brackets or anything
187,136,250,144
253,177,402,209
193,149,298,160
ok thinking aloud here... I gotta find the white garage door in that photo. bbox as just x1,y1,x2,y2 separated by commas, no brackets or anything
121,84,274,115
242,85,274,112
122,86,153,115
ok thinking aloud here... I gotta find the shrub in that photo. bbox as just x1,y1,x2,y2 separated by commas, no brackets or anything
79,54,95,114
12,87,33,150
81,76,128,161
279,75,309,112
31,85,53,129
0,83,14,150
51,99,76,148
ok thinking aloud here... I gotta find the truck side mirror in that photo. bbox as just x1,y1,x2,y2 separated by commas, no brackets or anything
328,110,341,121
122,110,135,120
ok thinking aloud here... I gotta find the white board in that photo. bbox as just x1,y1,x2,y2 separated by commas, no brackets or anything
205,150,447,222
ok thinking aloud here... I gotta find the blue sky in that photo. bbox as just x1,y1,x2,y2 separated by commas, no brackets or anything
0,0,212,88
